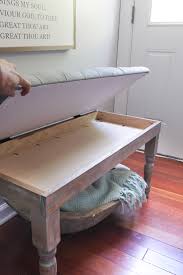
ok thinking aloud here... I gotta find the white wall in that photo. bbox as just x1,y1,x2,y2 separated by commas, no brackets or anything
0,0,121,111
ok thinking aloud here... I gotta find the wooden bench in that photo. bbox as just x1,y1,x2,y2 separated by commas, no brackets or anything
0,67,160,274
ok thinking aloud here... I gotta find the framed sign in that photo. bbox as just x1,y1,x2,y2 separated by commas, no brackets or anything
0,0,76,52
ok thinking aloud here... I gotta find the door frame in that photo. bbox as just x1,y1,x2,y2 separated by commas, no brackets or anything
114,0,135,114
116,0,183,160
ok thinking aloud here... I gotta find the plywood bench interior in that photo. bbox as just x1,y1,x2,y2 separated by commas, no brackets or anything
0,111,154,197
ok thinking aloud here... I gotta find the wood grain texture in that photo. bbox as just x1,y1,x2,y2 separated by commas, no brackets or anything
0,112,145,196
0,112,98,159
60,201,120,234
94,221,183,263
97,111,155,129
0,111,160,275
143,249,183,275
61,229,170,275
0,112,160,197
0,152,182,275
122,152,183,250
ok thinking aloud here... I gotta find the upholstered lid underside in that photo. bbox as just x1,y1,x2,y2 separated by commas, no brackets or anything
0,67,149,140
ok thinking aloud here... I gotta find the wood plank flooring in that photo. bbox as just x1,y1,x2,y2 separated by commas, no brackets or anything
0,152,182,275
122,153,183,250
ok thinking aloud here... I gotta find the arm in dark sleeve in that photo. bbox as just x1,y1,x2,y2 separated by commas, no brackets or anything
0,96,7,105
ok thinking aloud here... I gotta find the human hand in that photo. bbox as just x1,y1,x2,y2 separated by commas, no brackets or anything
0,59,31,97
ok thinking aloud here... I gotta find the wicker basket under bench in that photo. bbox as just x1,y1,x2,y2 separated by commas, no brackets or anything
0,67,161,275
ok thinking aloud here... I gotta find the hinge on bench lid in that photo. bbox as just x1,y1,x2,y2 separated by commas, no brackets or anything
131,4,136,24
74,109,97,119
0,137,11,144
0,109,98,144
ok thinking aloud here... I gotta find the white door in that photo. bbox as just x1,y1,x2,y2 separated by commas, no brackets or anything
127,0,183,159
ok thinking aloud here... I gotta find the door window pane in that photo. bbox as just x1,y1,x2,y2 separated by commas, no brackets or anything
151,0,183,23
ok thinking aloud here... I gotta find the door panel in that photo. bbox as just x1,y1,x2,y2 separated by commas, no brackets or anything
151,0,183,24
127,0,183,158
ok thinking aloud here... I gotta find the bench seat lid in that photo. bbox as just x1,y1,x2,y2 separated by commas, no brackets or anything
0,66,149,140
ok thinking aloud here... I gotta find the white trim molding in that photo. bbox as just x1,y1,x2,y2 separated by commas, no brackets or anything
115,0,135,114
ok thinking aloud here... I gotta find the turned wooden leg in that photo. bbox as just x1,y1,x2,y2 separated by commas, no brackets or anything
31,207,61,275
39,249,57,275
144,135,159,198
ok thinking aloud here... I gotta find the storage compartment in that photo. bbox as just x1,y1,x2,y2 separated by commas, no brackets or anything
0,111,157,197
0,67,162,275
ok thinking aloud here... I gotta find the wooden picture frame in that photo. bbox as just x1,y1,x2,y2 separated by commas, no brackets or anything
0,0,76,52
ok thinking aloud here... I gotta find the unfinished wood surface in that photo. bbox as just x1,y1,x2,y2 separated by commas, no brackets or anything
97,111,155,129
45,123,160,214
0,112,152,196
0,112,98,159
0,111,158,160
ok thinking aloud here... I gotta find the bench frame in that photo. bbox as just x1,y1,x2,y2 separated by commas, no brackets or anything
0,111,161,275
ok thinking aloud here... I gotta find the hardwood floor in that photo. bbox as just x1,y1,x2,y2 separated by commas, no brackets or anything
0,152,182,275
123,153,183,250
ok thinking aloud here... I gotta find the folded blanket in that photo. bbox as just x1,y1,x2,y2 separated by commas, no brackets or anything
61,165,147,214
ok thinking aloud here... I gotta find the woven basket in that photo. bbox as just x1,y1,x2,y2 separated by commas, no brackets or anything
60,201,120,234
